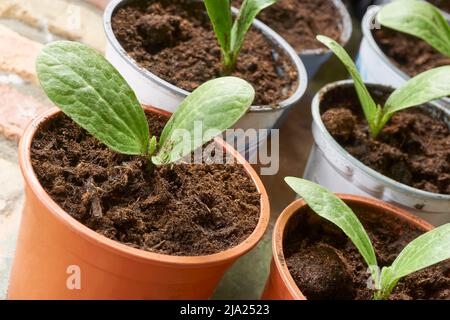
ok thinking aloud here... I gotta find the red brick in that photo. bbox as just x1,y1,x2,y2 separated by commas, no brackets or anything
0,25,43,84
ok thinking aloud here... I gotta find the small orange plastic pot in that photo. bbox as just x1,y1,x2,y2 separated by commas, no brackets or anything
8,106,270,300
261,195,434,300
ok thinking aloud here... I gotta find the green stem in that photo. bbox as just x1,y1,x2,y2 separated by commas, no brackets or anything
373,279,398,300
370,126,381,140
370,110,392,140
145,135,158,176
146,155,154,176
373,288,387,300
373,289,390,300
221,51,237,75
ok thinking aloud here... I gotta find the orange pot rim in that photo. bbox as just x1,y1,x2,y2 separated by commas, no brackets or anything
18,105,270,268
272,194,435,300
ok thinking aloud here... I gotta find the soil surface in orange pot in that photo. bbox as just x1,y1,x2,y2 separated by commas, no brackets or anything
320,85,450,195
29,111,260,256
284,205,450,300
234,0,344,52
111,0,298,106
372,27,450,77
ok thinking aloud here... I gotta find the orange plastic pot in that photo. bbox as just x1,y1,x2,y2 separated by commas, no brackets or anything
8,106,270,300
261,195,434,300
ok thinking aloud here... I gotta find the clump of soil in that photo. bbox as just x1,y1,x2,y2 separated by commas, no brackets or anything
30,111,260,256
287,243,355,300
320,85,450,195
429,0,450,12
135,13,191,51
234,0,345,52
284,203,450,300
372,26,450,77
111,0,298,106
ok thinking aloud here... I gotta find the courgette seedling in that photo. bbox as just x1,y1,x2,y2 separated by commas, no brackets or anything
285,177,450,300
317,35,450,138
378,0,450,58
203,0,276,75
36,41,255,172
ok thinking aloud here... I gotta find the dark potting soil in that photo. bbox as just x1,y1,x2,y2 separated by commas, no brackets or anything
284,204,450,300
429,0,450,12
234,0,345,52
372,26,450,77
30,112,260,256
320,85,450,195
111,0,298,106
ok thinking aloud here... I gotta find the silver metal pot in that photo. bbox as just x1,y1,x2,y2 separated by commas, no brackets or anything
357,5,450,109
303,80,450,226
103,0,308,156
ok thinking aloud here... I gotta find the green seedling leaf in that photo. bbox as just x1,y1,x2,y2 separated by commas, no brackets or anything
285,177,450,300
204,0,276,74
376,223,450,300
37,41,149,155
153,77,254,165
378,0,450,57
317,35,380,136
381,66,450,126
203,0,233,57
37,42,254,168
148,136,158,156
317,35,450,138
284,177,379,281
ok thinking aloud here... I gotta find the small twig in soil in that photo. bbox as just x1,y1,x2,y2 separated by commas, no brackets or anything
151,240,166,250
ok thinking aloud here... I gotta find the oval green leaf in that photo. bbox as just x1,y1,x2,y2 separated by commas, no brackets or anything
153,77,254,165
204,0,232,55
36,41,149,155
384,66,450,116
231,0,277,59
317,35,380,136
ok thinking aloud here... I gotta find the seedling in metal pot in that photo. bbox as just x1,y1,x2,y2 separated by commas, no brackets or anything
36,41,255,173
285,177,450,300
317,35,450,138
378,0,450,58
203,0,276,75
